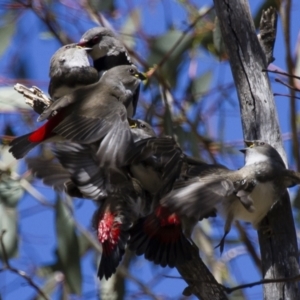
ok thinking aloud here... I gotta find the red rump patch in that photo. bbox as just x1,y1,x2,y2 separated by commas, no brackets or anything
143,205,182,243
98,212,121,255
155,206,181,226
28,109,65,143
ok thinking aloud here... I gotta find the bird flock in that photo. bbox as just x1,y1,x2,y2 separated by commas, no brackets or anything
9,27,300,281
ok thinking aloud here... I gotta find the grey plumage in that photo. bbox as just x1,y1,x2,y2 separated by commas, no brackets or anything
10,65,144,163
78,27,140,116
161,140,300,252
48,44,99,100
78,27,132,70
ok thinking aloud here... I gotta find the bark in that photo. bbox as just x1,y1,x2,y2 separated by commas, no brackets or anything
176,246,228,300
213,0,300,299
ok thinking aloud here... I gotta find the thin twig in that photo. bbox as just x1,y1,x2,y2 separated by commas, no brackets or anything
164,273,300,294
0,230,50,300
275,78,300,92
274,93,300,100
263,69,300,80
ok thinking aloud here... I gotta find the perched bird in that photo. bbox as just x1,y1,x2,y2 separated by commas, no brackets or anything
78,27,132,72
26,120,153,280
48,44,99,100
9,65,145,163
77,27,140,116
161,140,300,252
26,120,155,199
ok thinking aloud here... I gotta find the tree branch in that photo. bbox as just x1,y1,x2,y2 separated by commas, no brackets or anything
213,0,300,299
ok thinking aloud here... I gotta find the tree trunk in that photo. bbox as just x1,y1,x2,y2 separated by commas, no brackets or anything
213,0,300,299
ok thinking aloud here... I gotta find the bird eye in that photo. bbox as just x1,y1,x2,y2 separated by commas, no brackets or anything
140,124,146,128
129,68,135,75
92,35,100,44
258,142,265,146
65,45,71,49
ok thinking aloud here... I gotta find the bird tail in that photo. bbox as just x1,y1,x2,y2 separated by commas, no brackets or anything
93,199,131,280
9,133,38,159
128,205,193,268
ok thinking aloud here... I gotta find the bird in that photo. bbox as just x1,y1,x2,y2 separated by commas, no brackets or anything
77,27,133,72
91,174,148,280
161,140,300,252
77,27,140,116
26,120,154,280
48,43,99,100
124,128,202,267
9,65,145,164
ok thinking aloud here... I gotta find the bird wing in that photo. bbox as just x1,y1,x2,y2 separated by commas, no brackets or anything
26,157,70,192
161,177,235,220
38,79,103,121
125,136,184,195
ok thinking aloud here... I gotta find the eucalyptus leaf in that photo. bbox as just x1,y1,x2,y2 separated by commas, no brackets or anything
121,9,140,49
0,12,16,57
147,29,193,86
0,175,23,207
0,204,18,259
191,71,212,100
55,198,82,295
89,0,115,13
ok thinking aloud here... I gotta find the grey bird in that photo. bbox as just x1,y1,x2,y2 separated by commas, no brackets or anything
27,120,153,280
77,27,133,72
9,65,145,163
161,140,300,252
77,27,140,116
26,119,156,200
48,44,99,100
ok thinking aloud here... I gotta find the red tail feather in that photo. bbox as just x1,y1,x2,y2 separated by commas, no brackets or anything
29,109,65,143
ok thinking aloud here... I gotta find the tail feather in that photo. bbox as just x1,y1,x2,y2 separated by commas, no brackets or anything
98,238,126,280
129,206,193,268
93,199,132,280
9,133,38,159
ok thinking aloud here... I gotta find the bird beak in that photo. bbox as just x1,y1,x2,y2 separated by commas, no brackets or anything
77,39,88,47
76,45,92,51
240,140,254,153
244,140,254,147
128,118,137,128
135,72,147,81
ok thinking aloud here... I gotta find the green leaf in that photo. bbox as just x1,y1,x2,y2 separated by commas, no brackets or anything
0,204,18,259
191,71,212,100
89,0,116,14
147,29,193,86
55,198,82,295
0,12,16,57
0,175,23,207
121,9,140,49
